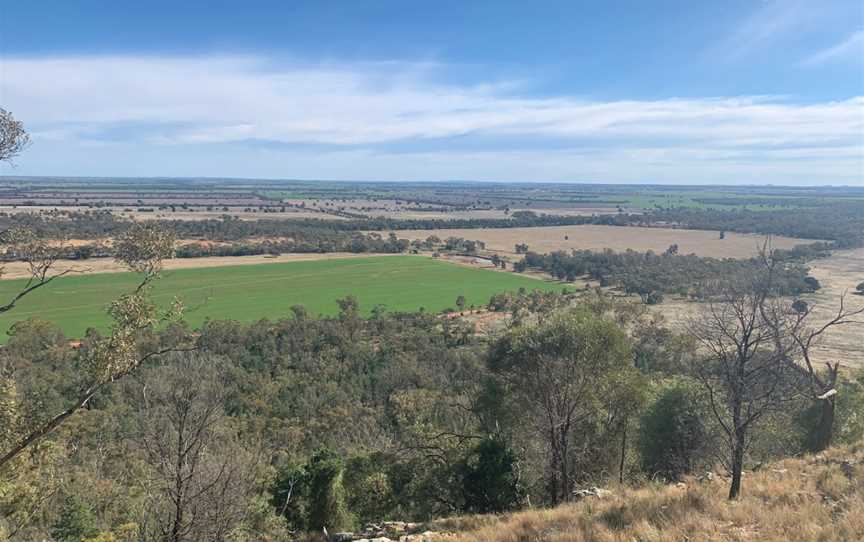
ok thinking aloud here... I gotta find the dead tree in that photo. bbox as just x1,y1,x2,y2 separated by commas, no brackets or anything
781,295,864,451
135,354,260,542
688,251,801,499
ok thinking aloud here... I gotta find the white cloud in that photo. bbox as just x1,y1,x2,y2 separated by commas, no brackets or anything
802,29,864,65
0,54,862,184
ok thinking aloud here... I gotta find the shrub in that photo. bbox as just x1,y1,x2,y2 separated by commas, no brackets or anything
306,449,355,532
51,494,100,542
457,438,523,514
639,378,710,481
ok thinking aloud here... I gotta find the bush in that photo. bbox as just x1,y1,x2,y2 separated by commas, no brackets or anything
51,494,100,542
306,449,355,532
457,438,523,514
639,378,710,481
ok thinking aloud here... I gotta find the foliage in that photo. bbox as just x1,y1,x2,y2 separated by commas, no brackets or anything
51,494,100,542
456,438,522,514
639,378,712,481
305,448,355,532
516,248,819,300
488,310,643,503
0,108,30,163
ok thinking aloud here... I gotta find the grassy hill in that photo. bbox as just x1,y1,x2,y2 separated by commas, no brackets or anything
425,442,863,542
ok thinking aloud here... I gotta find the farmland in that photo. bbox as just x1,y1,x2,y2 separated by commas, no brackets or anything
394,224,815,259
2,178,862,223
0,255,564,341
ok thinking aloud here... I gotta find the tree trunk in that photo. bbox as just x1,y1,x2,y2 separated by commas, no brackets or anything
559,431,570,502
728,430,745,500
619,423,628,485
812,396,836,452
547,432,563,504
810,363,840,453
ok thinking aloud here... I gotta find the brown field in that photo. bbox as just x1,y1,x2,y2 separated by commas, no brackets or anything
368,207,618,220
0,201,614,223
393,225,815,259
0,205,341,222
799,248,864,367
0,252,402,280
661,247,864,368
281,198,619,220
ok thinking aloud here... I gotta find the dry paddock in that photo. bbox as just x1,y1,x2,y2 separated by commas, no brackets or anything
661,247,864,369
392,225,815,259
0,252,403,280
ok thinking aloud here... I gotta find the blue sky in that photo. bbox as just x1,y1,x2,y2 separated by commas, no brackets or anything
1,0,862,184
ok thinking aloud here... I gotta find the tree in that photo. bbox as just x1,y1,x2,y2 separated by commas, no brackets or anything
688,251,802,499
639,378,711,481
856,281,864,295
796,368,864,451
0,224,184,470
306,448,354,533
488,311,635,503
136,354,261,542
778,293,864,451
456,295,466,312
0,108,30,163
0,114,187,472
457,438,522,513
51,494,100,542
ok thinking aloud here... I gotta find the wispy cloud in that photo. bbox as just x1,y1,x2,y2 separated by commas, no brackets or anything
802,29,864,65
1,54,862,184
719,0,810,60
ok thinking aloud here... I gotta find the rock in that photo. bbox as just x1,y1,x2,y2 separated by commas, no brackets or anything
675,482,687,490
401,532,445,542
698,471,715,483
573,486,613,500
330,533,354,542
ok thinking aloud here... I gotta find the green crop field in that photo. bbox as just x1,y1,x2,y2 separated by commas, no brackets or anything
0,256,564,342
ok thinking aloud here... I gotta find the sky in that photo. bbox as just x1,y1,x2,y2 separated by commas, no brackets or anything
0,0,862,185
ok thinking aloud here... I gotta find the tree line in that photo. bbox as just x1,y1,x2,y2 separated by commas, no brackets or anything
514,248,821,303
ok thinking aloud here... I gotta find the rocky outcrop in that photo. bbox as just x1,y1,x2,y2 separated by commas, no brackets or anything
329,521,451,542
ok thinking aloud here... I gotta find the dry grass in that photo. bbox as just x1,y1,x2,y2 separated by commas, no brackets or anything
393,225,814,259
659,247,864,369
429,442,864,542
802,247,864,368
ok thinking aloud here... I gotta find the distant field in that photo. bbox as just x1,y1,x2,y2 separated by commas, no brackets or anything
0,256,564,341
660,247,864,369
394,225,816,259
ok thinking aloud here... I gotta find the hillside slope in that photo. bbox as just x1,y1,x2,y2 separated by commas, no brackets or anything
426,442,863,542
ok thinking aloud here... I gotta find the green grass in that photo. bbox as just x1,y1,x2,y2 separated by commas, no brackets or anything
0,256,564,342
